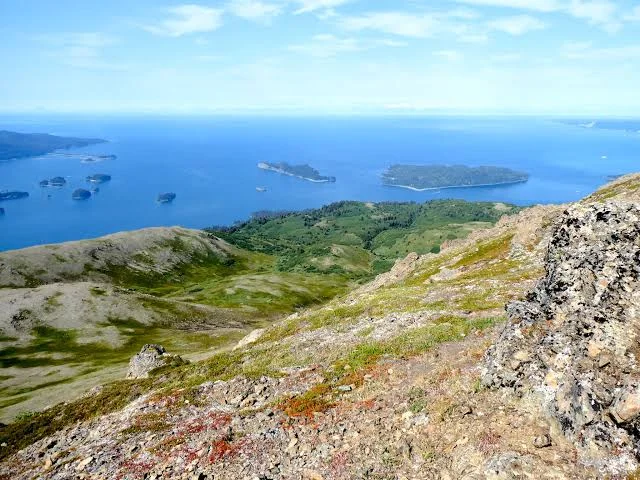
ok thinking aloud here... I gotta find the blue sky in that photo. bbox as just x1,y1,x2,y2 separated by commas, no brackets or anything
2,0,640,114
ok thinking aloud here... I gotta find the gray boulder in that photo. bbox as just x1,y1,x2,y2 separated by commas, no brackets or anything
482,202,640,473
127,344,186,379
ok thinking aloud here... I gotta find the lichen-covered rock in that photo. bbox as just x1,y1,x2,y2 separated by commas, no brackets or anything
482,201,640,474
127,344,186,379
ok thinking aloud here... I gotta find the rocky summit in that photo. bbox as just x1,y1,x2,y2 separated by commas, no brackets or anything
2,175,640,479
483,201,640,474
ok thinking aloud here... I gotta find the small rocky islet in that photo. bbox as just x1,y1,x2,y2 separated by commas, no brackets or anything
86,174,111,184
157,192,176,204
39,177,67,188
71,189,91,201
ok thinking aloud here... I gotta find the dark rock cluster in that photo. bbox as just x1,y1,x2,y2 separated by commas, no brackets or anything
483,201,640,471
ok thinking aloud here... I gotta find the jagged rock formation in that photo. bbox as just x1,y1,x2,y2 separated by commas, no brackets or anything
483,201,640,474
127,344,186,379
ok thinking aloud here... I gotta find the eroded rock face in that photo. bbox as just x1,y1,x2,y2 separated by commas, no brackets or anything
127,344,185,379
483,201,640,472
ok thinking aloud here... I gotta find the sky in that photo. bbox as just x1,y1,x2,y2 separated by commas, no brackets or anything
2,0,640,114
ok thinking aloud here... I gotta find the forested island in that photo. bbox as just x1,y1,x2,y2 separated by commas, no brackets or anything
0,131,106,161
382,164,529,191
258,162,336,183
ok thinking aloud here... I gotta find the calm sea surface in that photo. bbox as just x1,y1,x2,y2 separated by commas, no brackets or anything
1,115,638,251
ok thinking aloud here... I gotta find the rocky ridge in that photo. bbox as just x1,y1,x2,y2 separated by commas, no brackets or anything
482,201,640,474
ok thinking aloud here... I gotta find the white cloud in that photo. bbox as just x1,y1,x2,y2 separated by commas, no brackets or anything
288,34,361,57
624,5,640,21
340,12,440,38
567,0,619,31
41,32,115,48
488,14,546,34
491,52,522,61
455,0,562,12
455,0,621,31
288,33,407,57
562,41,640,59
339,9,489,42
144,4,223,37
376,39,409,47
195,54,224,62
293,0,351,15
459,33,489,42
36,32,123,70
433,50,463,61
227,0,282,22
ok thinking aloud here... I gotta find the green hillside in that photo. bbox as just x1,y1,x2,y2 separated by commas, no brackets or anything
209,199,518,278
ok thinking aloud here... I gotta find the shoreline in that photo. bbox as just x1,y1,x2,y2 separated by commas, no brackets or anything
383,179,529,192
258,164,333,183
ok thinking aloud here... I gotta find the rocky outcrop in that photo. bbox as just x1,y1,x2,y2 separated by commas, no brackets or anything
483,201,640,474
127,344,187,379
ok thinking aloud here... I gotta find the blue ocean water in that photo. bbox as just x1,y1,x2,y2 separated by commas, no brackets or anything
1,115,638,252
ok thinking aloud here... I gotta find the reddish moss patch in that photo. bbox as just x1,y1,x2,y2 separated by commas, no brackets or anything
279,383,334,418
208,438,246,463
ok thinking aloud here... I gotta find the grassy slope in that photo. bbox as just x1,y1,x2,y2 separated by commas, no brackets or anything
0,200,530,458
0,199,515,428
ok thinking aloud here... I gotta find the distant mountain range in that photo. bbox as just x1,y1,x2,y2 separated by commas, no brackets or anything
0,130,106,161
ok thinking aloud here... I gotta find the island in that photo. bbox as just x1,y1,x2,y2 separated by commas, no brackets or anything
0,191,29,201
86,174,111,184
72,189,92,200
80,154,116,164
0,130,106,161
39,176,67,187
561,119,640,134
381,164,529,191
258,162,336,183
157,193,176,204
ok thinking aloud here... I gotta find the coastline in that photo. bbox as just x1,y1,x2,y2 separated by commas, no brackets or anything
383,179,529,192
258,163,333,183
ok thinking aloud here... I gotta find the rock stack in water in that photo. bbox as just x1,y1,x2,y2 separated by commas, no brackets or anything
482,202,640,473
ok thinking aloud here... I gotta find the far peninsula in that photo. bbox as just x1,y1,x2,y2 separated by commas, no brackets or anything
382,164,529,191
0,130,106,161
258,162,336,183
